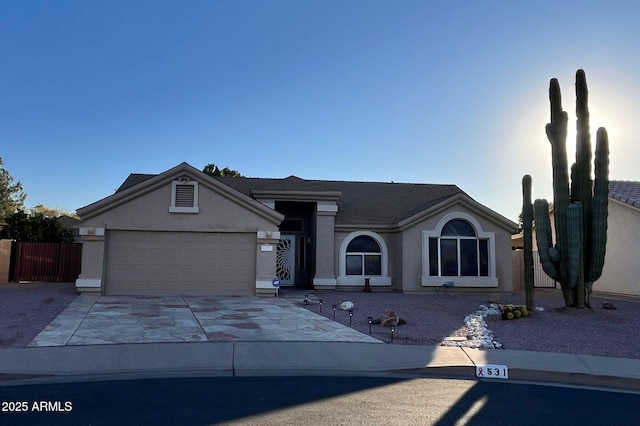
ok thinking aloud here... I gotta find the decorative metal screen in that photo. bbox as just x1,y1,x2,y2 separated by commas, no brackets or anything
276,235,296,285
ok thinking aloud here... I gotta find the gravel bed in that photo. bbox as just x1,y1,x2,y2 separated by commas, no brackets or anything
0,282,79,348
1,283,638,360
293,288,640,360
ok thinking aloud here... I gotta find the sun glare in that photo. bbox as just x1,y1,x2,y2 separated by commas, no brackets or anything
564,114,607,163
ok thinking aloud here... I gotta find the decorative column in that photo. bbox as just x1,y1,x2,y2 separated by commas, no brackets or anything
255,230,281,297
313,201,338,290
75,227,106,294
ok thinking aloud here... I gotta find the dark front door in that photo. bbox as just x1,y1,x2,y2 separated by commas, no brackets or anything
275,201,315,288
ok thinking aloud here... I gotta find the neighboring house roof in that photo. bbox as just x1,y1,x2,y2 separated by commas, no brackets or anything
115,173,155,192
56,215,82,228
609,181,640,209
114,165,517,231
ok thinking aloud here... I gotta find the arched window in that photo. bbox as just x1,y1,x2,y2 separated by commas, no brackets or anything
346,235,382,275
428,219,489,277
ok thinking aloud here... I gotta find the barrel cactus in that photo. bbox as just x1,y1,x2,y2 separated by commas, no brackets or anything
533,69,609,308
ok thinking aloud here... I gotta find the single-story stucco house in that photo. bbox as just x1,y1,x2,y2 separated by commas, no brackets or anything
74,162,517,296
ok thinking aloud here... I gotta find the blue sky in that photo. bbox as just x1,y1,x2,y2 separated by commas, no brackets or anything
2,1,640,222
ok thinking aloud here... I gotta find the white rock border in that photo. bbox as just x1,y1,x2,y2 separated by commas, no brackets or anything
440,304,503,349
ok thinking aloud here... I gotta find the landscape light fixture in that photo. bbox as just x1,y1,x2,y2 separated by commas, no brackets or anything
332,304,337,318
391,325,396,343
303,294,309,305
348,310,353,326
319,299,323,313
367,316,373,334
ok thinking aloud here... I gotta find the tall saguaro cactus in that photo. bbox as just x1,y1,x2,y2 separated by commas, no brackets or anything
533,69,609,308
521,175,535,310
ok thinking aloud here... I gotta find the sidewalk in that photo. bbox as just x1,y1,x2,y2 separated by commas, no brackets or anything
1,341,639,391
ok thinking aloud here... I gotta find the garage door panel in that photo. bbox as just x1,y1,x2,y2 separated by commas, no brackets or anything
105,231,255,295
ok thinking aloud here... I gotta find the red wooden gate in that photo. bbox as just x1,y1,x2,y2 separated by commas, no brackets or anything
12,242,82,282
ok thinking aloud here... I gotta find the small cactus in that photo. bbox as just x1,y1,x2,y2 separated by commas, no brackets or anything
500,304,529,320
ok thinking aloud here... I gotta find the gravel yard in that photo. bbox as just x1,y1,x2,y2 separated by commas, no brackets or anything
295,288,640,360
0,282,78,348
1,283,638,360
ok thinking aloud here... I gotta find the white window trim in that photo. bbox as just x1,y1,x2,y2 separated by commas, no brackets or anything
338,231,391,286
169,180,200,213
421,212,498,287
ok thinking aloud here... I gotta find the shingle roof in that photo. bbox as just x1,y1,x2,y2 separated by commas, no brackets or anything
116,173,155,192
215,176,465,226
609,181,640,209
116,172,465,226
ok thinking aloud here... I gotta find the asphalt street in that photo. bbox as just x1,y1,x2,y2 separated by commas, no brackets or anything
1,376,639,425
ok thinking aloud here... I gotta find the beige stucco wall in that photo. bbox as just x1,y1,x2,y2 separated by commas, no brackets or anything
593,199,640,297
333,229,396,289
0,240,11,284
331,204,514,294
512,250,524,291
75,234,106,292
403,203,514,293
495,226,515,292
77,179,281,294
401,213,440,292
255,233,281,297
388,232,403,291
81,182,278,232
313,211,337,289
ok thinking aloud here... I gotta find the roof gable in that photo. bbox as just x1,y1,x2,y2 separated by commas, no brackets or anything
77,162,283,224
398,192,518,232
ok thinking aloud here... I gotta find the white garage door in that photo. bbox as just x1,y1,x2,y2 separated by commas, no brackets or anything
105,231,255,295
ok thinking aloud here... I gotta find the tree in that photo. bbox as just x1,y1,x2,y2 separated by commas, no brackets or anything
202,163,243,177
0,157,26,223
0,209,75,243
31,204,78,219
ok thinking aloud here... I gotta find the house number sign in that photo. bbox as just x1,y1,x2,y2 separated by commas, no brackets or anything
475,364,509,379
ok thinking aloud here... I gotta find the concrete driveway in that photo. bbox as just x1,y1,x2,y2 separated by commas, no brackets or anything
28,293,382,347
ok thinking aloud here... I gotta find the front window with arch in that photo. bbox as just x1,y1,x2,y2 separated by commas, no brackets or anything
346,235,382,275
429,219,489,277
338,231,391,286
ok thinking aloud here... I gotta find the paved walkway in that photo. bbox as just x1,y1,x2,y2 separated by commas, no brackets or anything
28,293,381,347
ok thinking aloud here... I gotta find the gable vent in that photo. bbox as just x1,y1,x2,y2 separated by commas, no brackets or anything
170,180,199,213
175,184,195,207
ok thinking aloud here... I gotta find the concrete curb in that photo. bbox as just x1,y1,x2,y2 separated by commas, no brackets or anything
0,343,639,391
0,343,234,381
233,342,473,376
